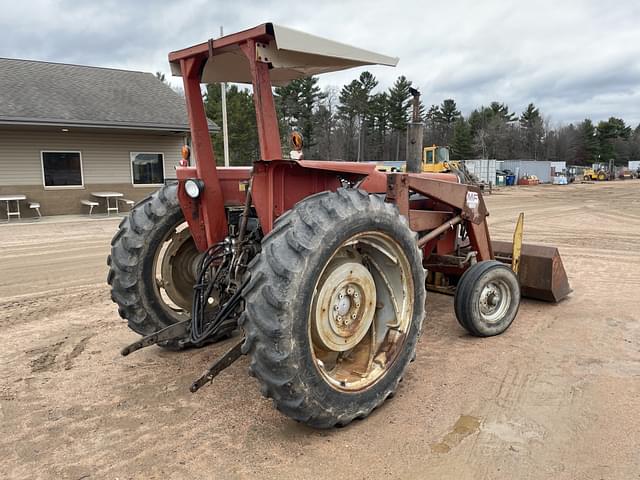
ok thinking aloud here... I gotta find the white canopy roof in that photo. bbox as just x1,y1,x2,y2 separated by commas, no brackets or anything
170,23,398,85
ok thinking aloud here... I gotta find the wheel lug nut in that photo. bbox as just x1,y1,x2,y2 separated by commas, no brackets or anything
353,293,359,298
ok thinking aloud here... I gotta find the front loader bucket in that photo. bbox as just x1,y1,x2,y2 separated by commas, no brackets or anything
492,240,572,303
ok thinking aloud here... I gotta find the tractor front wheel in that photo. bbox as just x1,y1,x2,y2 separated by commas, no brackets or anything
240,189,426,428
454,260,520,337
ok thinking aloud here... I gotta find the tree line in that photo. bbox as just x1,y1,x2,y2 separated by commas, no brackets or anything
203,73,640,167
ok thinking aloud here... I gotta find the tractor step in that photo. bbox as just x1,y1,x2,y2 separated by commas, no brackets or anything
120,320,190,356
190,337,244,393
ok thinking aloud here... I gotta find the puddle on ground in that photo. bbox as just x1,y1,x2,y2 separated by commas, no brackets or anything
431,415,481,453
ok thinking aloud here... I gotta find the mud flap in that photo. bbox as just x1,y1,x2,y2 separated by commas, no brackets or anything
493,240,572,303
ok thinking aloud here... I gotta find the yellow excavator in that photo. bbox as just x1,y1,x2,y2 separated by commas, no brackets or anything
422,145,480,186
374,145,481,187
422,145,456,173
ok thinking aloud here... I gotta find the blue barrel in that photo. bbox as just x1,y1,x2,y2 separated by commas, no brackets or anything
506,175,516,186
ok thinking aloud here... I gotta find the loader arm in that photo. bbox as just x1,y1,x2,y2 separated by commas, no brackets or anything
386,173,494,262
385,173,570,303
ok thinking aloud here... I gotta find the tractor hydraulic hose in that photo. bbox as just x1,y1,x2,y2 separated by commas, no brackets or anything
190,244,230,344
191,276,248,344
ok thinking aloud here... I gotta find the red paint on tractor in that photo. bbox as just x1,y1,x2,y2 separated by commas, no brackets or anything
179,56,228,249
241,40,282,162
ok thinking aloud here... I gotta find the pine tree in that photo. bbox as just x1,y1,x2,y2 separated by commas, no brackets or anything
356,72,378,161
597,117,632,164
204,84,258,165
275,76,325,154
337,72,379,161
338,79,365,160
387,76,413,161
573,119,599,165
432,99,461,145
435,99,461,125
519,103,544,159
467,103,519,159
490,102,517,122
368,92,390,160
450,118,474,160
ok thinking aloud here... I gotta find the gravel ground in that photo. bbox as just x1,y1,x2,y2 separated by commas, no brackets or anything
1,181,639,479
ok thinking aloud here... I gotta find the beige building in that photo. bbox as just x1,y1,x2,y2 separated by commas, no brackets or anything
0,58,214,218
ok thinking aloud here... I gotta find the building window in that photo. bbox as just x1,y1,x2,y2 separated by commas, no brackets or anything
130,152,165,185
41,151,84,188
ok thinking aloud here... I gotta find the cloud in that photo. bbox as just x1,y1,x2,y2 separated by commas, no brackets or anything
1,0,639,126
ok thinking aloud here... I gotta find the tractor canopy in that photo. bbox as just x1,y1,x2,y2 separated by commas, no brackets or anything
168,23,398,85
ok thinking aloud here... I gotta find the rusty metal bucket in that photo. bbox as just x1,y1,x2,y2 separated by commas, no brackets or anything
493,240,572,303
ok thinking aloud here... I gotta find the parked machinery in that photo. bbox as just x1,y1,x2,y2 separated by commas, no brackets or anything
108,24,571,428
583,167,608,181
421,145,481,184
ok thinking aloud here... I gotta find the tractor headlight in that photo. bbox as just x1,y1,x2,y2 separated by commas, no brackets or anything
184,179,204,199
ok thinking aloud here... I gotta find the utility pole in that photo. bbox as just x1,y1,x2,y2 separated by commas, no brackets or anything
220,25,230,167
406,88,424,173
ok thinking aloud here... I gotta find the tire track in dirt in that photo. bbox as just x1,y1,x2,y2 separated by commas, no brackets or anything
0,284,109,328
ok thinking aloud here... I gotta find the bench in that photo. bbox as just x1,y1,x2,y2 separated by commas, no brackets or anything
81,199,100,216
118,198,135,209
29,202,42,218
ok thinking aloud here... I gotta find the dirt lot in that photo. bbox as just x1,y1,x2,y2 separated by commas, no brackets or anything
1,181,639,479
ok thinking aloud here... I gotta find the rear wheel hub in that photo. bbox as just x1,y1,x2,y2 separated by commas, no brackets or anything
313,263,376,352
310,231,414,392
156,223,200,316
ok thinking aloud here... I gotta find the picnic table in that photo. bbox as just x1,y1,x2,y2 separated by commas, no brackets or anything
0,194,27,222
91,191,123,216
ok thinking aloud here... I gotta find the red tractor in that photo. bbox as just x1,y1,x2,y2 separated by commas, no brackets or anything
108,24,570,428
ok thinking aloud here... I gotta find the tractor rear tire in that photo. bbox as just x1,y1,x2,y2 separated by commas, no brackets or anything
107,183,233,347
240,188,426,428
454,260,520,337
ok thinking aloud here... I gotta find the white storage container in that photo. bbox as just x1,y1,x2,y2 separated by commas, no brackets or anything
462,159,497,185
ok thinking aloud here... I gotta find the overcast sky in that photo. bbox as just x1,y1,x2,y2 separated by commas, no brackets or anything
2,0,639,126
